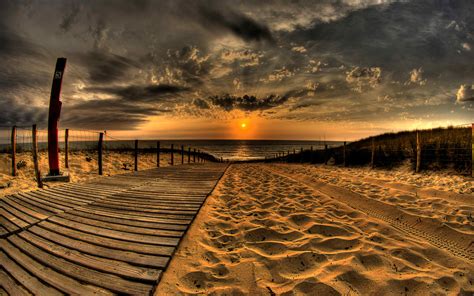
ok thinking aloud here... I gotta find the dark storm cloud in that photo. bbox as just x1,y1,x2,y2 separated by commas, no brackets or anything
86,83,189,102
197,6,274,43
208,93,290,111
193,98,210,109
0,97,47,126
84,51,140,84
63,98,171,129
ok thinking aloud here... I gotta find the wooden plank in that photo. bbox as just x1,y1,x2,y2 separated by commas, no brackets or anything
0,201,38,225
71,208,187,231
0,208,29,229
93,198,201,210
58,212,184,237
7,236,152,295
0,268,32,296
0,216,20,233
88,202,197,215
40,221,175,256
84,205,194,221
17,231,161,282
29,226,169,268
73,206,190,226
1,242,106,295
2,198,49,220
48,216,180,246
23,191,85,208
14,193,67,214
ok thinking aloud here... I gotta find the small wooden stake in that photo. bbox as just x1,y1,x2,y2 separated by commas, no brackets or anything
188,147,191,163
416,131,421,173
32,124,43,188
198,150,201,162
193,149,196,162
181,145,184,164
171,144,174,165
343,141,347,167
157,141,160,167
65,129,69,168
98,132,104,175
471,123,473,178
371,138,375,169
11,126,16,176
134,139,138,171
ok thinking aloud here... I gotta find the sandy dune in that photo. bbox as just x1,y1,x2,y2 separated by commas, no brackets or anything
157,163,473,295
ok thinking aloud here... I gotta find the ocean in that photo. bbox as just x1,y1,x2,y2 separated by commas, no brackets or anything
104,140,344,161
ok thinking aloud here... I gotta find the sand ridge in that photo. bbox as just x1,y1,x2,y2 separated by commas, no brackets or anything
156,164,474,295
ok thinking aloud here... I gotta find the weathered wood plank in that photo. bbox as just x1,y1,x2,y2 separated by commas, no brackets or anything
1,240,108,295
0,202,38,225
58,212,184,237
18,231,161,282
7,236,152,295
0,268,32,296
48,216,180,246
29,226,169,268
70,208,187,231
39,221,175,256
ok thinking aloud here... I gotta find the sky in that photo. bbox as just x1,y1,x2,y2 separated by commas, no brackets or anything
1,0,473,140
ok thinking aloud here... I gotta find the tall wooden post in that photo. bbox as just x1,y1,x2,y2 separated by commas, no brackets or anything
198,150,201,162
157,141,160,167
134,140,138,171
471,123,473,177
416,131,421,173
170,144,174,165
65,129,69,168
343,141,347,167
188,147,191,163
47,58,67,176
371,138,375,169
193,149,196,162
181,145,184,164
98,132,104,175
32,125,43,188
11,126,16,176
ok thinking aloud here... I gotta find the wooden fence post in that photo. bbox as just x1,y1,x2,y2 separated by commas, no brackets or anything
32,124,43,188
188,147,191,163
181,145,184,164
198,150,201,162
170,144,174,166
324,144,328,165
65,129,69,169
134,139,138,171
343,141,347,167
371,138,375,169
157,141,160,167
471,123,473,178
193,149,196,162
11,126,16,176
98,132,104,175
416,131,421,173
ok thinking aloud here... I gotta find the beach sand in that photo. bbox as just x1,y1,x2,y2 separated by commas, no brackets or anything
156,163,473,295
0,151,186,197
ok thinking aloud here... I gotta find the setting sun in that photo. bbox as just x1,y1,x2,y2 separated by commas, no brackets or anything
241,123,246,128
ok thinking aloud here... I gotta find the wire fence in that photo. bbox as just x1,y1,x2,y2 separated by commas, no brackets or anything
268,125,473,175
0,126,219,185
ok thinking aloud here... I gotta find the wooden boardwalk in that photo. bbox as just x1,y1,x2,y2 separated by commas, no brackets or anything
0,163,228,295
